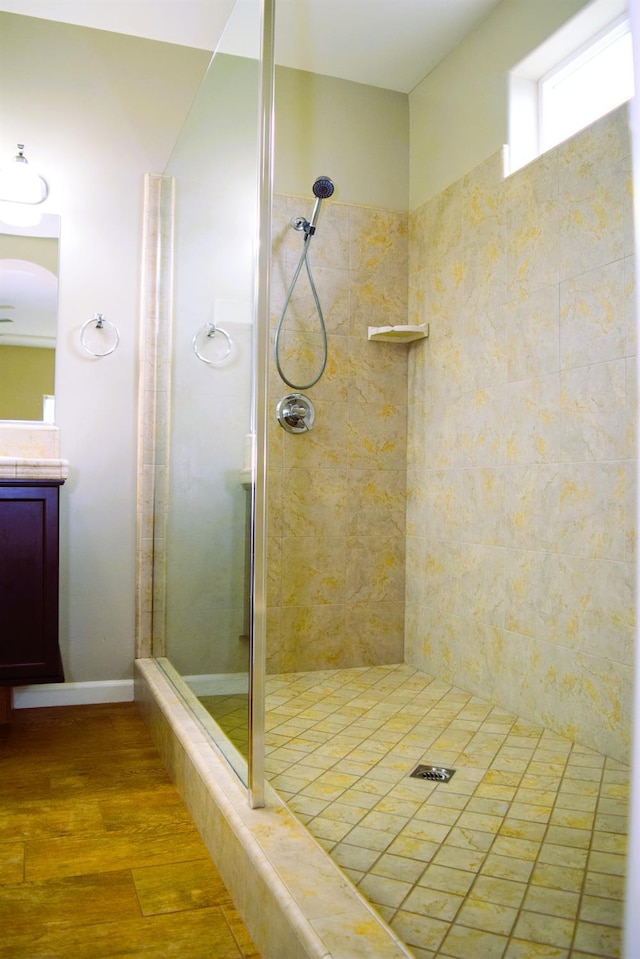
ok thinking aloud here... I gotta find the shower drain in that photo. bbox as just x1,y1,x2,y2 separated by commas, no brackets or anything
409,764,456,783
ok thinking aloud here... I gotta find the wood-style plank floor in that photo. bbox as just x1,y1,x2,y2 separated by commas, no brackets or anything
0,701,260,959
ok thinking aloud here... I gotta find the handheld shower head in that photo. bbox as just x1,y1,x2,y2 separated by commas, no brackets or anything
307,176,335,234
278,176,335,390
312,176,334,200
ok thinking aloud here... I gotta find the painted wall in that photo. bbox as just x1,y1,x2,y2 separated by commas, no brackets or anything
0,12,210,683
405,105,635,762
409,0,592,208
275,66,409,211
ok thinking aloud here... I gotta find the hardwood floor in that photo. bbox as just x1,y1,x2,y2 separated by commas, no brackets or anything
0,701,260,959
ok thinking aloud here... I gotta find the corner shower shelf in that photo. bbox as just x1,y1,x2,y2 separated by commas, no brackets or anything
368,323,429,343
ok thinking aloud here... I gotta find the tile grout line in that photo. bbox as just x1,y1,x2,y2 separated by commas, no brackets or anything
566,745,609,958
204,665,627,958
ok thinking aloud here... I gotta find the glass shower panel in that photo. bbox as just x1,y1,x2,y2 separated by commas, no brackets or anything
157,0,262,782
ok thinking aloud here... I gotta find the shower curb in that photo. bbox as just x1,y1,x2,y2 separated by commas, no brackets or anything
135,659,413,959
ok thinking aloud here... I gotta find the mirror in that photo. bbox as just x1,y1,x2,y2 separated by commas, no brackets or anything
0,213,60,423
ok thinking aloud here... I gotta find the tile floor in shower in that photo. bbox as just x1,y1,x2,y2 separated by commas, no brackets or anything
202,663,628,959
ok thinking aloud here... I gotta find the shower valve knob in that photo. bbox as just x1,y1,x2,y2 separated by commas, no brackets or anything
276,393,315,434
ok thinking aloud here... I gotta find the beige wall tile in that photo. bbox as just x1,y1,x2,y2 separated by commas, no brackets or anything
349,207,409,275
345,534,405,604
347,402,407,470
506,151,559,298
347,469,406,536
560,259,625,369
560,360,627,462
282,399,348,469
503,462,625,559
349,269,408,336
406,106,635,763
462,386,507,467
349,337,409,404
268,196,409,674
465,302,508,391
506,285,560,382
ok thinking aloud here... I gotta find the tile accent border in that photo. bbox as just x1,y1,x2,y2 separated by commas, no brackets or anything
136,173,175,659
0,456,69,480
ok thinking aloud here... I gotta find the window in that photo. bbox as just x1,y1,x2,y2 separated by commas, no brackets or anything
506,0,634,175
540,17,633,152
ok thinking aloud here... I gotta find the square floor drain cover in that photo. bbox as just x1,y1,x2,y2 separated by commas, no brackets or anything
410,764,456,783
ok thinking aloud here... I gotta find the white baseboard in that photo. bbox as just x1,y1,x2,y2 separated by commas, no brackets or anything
12,680,135,709
183,672,249,697
11,673,245,710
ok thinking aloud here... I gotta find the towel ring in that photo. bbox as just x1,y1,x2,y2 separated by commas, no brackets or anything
192,323,232,366
80,313,120,357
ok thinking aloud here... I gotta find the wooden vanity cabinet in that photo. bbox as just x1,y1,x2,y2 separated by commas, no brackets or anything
0,481,65,685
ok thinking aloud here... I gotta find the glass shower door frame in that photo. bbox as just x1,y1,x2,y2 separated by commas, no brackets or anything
146,0,275,809
248,0,275,809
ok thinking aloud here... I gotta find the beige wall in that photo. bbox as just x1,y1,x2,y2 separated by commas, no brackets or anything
405,105,635,761
0,12,210,683
409,0,592,208
275,66,409,211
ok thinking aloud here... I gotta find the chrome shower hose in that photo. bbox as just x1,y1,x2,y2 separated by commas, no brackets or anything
274,232,327,390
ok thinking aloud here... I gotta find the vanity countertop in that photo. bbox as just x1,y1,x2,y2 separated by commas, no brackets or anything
0,457,69,481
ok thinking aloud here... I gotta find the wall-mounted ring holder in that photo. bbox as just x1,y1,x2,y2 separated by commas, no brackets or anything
192,323,233,366
80,313,120,357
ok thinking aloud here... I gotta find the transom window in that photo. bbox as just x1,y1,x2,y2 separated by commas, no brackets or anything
506,1,633,175
540,16,633,153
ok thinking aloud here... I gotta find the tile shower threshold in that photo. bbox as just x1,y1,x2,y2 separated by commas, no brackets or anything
135,659,413,959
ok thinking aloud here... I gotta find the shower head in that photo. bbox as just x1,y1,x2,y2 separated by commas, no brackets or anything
307,176,335,235
312,176,334,200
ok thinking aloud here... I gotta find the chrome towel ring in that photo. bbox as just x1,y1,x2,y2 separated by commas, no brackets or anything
192,322,232,366
80,313,120,357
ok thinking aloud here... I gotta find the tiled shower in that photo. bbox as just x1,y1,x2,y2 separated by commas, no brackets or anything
267,103,634,767
266,194,409,673
405,105,634,765
137,92,634,959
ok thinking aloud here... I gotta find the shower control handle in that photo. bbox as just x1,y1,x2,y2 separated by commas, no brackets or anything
276,393,316,434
